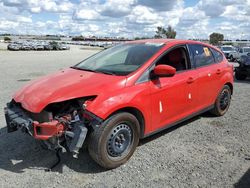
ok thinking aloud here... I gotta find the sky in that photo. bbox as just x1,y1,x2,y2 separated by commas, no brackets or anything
0,0,250,40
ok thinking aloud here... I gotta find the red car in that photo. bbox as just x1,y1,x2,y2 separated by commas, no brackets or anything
4,39,234,169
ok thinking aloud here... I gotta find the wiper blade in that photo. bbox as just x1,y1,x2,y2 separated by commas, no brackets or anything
70,66,83,70
96,70,116,75
71,66,116,75
71,66,96,72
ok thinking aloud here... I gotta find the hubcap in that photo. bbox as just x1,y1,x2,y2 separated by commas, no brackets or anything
219,90,230,110
107,123,132,157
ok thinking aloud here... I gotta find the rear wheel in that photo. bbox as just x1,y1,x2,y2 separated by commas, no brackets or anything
210,85,232,116
88,112,140,169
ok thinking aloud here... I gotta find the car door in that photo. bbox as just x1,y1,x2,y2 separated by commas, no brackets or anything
188,44,223,109
149,46,199,131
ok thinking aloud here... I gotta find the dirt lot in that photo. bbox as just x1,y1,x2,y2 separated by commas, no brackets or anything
0,43,250,188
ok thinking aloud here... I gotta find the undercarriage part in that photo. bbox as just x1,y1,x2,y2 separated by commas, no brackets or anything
40,137,67,152
45,149,62,172
33,116,71,140
65,121,88,158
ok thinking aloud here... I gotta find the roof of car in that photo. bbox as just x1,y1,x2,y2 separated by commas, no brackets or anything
126,39,220,50
127,39,190,44
126,39,212,46
221,45,234,47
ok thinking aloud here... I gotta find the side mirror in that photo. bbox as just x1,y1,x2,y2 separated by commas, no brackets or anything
153,64,176,78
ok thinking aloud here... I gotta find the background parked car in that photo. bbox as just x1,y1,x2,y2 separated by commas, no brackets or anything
33,44,44,51
7,43,21,51
229,47,250,61
58,44,70,50
6,40,70,51
235,53,250,80
44,44,53,50
49,41,61,50
21,43,32,50
220,45,237,60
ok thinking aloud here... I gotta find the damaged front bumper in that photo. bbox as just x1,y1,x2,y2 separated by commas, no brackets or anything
4,103,65,139
4,103,33,135
4,102,90,158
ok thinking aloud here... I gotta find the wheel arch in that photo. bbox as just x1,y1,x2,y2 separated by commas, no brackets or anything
107,107,145,138
225,82,233,95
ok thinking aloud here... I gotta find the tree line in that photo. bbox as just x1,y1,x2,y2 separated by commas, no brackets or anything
136,26,224,46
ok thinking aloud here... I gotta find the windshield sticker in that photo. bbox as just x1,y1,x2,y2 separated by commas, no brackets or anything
203,47,211,56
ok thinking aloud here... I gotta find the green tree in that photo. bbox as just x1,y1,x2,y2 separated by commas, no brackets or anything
209,33,224,45
4,36,11,42
154,26,176,39
134,36,151,40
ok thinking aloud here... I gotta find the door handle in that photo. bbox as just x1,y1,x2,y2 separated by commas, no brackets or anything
187,77,195,84
216,69,222,74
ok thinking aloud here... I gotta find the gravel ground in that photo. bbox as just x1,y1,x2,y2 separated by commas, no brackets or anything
0,43,250,188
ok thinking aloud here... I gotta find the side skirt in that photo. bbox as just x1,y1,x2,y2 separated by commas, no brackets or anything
143,105,214,138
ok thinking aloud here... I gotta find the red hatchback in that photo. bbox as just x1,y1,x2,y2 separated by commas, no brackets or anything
5,39,234,169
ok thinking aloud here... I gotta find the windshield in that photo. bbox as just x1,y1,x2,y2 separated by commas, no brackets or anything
73,43,164,76
221,47,233,51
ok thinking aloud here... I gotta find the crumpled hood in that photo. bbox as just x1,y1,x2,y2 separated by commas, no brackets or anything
14,68,126,113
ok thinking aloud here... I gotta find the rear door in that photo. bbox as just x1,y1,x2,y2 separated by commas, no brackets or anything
188,44,224,109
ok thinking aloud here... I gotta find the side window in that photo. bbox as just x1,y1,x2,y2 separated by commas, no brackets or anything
136,68,150,84
239,48,243,53
155,47,189,72
210,48,223,63
189,44,215,68
136,47,190,84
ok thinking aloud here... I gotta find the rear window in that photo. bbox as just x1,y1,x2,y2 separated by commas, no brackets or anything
221,47,233,51
210,48,223,63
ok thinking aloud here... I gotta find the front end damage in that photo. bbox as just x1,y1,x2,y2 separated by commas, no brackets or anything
4,97,102,158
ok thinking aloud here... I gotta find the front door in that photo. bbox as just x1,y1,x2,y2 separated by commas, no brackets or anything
149,46,198,131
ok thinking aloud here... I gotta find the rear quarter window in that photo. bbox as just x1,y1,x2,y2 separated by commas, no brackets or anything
210,48,223,63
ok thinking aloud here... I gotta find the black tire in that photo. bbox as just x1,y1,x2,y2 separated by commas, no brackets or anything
88,112,140,169
210,85,232,116
230,55,234,62
235,70,247,80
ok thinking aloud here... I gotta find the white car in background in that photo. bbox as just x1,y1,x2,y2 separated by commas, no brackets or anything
228,47,250,61
7,43,21,51
220,45,236,61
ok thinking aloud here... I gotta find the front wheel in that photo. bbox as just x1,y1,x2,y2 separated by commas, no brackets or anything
210,85,232,116
230,55,234,62
88,112,140,169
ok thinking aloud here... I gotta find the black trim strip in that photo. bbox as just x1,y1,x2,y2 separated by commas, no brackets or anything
84,110,103,123
143,105,214,138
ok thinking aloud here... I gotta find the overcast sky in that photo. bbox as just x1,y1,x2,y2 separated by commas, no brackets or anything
0,0,249,39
